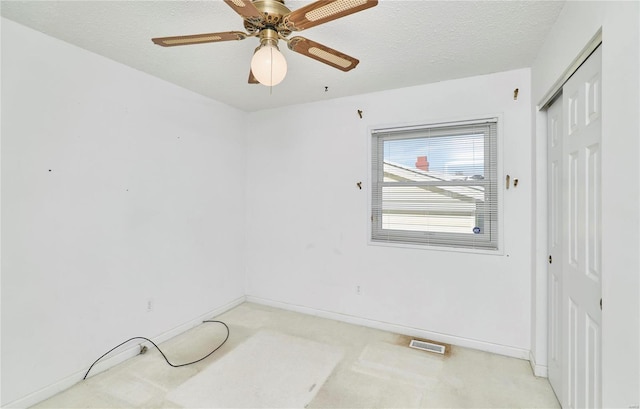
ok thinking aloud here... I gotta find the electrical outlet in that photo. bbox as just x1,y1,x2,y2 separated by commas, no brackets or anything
356,285,362,295
146,299,153,313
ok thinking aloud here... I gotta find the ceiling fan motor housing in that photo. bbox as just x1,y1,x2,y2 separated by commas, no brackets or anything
244,0,292,36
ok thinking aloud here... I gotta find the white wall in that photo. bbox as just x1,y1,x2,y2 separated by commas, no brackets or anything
1,18,247,406
245,69,533,356
531,2,640,407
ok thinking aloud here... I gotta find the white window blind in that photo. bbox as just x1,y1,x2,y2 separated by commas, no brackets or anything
371,119,499,250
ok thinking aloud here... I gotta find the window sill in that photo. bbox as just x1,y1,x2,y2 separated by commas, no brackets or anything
368,239,504,256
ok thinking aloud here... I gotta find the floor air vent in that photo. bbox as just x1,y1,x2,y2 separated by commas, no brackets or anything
409,339,446,355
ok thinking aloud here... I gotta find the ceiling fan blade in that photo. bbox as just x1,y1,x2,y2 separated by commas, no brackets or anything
288,36,359,71
282,0,378,31
248,69,260,84
224,0,264,25
152,31,247,47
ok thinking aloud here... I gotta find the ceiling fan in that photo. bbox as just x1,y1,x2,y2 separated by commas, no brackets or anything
151,0,378,86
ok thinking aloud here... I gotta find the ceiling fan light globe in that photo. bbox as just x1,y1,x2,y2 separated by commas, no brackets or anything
251,44,287,86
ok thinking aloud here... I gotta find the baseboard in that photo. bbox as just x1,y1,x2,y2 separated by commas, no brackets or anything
246,295,530,361
529,351,549,377
3,296,245,409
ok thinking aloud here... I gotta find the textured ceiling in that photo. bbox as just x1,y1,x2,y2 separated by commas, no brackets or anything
1,1,565,112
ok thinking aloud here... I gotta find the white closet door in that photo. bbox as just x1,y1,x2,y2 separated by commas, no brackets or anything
562,45,602,409
547,95,564,404
548,45,602,409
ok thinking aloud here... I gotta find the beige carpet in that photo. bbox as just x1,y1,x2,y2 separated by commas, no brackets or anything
31,303,560,408
166,330,344,408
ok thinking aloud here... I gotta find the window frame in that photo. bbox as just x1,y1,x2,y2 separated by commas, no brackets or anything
368,116,503,253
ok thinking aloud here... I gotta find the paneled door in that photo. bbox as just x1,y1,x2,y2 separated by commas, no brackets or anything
547,92,563,404
548,45,602,408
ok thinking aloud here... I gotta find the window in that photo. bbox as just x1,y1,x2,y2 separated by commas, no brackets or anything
371,118,499,250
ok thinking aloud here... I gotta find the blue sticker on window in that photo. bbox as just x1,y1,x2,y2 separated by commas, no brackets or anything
473,227,481,234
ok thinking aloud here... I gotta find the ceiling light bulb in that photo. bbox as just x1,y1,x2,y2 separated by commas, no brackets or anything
251,43,287,86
